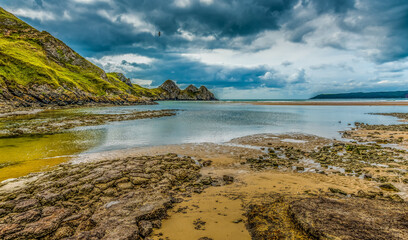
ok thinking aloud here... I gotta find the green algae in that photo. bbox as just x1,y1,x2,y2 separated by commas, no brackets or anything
0,130,104,182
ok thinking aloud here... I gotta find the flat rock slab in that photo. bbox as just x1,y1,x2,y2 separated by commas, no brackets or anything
290,197,408,240
0,154,203,239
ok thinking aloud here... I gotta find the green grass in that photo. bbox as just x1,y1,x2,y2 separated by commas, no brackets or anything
0,7,166,101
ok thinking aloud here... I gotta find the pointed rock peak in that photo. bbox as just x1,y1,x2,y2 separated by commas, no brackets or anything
199,86,209,92
185,84,198,92
113,72,132,87
114,72,127,80
160,80,180,90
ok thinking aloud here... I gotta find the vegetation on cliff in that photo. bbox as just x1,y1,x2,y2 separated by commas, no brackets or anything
0,7,216,108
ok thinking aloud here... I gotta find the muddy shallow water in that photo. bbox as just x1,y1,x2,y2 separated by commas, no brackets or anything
0,130,104,182
1,101,408,181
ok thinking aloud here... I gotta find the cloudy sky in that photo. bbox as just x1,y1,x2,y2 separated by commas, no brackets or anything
1,0,408,99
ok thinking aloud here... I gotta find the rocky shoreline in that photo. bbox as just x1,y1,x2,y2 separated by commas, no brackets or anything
1,113,408,239
0,109,176,138
0,154,202,239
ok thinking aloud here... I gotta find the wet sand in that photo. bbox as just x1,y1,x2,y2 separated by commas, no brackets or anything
242,101,408,106
1,132,408,239
68,132,407,239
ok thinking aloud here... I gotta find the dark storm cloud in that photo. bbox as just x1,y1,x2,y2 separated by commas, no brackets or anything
0,0,300,54
116,55,290,89
34,0,43,8
2,0,407,62
362,2,408,63
1,0,408,93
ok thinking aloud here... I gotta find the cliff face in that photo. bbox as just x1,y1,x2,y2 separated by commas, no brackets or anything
157,80,217,101
0,8,216,109
0,7,154,107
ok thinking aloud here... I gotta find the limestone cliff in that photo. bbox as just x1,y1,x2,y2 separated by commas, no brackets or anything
0,7,155,107
157,80,217,101
0,7,216,110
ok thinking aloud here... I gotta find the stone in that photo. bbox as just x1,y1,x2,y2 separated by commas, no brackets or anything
21,208,71,238
0,223,22,237
130,177,149,185
14,199,39,212
103,224,140,240
200,176,213,185
151,220,162,229
193,218,206,230
117,182,133,190
12,209,41,223
53,226,74,239
202,160,212,167
79,183,94,193
0,155,202,239
328,188,347,196
223,175,234,184
138,220,153,237
379,183,400,192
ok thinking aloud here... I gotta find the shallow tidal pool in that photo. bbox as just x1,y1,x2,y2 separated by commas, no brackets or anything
0,130,103,182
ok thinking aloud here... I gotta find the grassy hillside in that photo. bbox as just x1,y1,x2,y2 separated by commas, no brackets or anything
0,7,216,109
0,7,156,106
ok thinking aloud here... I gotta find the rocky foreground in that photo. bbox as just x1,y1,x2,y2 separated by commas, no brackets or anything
1,113,408,239
1,137,408,239
0,154,231,239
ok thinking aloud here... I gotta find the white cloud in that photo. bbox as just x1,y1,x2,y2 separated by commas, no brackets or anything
10,8,56,22
177,28,216,42
131,79,153,87
200,0,213,5
71,0,112,4
62,11,72,21
88,54,155,73
173,0,191,8
97,10,155,34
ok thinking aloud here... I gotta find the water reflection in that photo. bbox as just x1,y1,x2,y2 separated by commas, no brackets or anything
83,102,408,153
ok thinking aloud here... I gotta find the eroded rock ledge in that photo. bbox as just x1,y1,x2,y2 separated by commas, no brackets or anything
0,154,211,240
0,109,177,138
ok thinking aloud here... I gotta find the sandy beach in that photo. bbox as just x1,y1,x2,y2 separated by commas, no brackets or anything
242,101,408,106
1,132,407,239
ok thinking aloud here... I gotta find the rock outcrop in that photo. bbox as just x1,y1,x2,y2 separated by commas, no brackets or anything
112,72,133,87
0,8,217,110
158,80,181,100
0,7,153,108
0,154,205,240
157,80,217,101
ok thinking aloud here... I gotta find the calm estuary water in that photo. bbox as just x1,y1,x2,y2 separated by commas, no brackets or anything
1,101,408,181
79,101,408,152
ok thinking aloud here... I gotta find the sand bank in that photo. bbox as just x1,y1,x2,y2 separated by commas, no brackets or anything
241,101,408,106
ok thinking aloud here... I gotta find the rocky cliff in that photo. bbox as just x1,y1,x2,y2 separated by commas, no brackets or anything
0,7,216,110
156,80,217,100
0,7,156,107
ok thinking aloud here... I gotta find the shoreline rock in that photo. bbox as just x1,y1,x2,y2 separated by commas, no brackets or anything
0,109,177,138
0,154,205,240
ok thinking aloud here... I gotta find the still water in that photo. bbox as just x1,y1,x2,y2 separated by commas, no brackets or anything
80,101,408,152
1,101,408,181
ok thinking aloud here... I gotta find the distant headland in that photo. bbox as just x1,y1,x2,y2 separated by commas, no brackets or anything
311,90,408,99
